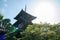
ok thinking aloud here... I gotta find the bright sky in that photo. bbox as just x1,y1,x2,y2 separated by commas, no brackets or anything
0,0,60,24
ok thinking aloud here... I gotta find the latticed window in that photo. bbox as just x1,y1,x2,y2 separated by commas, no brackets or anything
18,23,23,29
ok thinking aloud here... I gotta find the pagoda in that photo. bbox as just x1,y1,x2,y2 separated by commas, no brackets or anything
13,9,36,31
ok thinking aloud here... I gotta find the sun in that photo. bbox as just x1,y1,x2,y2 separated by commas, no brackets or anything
29,1,57,24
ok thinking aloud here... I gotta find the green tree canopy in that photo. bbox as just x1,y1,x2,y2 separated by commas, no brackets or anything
19,23,60,40
0,13,3,20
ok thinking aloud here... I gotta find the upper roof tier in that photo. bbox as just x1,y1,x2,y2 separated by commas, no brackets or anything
14,9,36,21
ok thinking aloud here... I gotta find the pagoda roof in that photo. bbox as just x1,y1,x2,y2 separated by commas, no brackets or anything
13,19,32,27
14,9,36,21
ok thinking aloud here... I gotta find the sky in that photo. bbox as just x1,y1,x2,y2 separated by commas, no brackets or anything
0,0,60,24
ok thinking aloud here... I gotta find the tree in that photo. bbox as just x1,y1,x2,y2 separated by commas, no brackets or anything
0,13,3,20
19,23,60,40
0,13,17,40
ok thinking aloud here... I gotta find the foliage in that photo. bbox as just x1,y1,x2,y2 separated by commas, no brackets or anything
0,14,18,40
20,23,60,40
0,13,3,20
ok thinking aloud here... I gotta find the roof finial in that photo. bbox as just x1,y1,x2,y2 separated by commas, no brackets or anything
25,5,27,12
